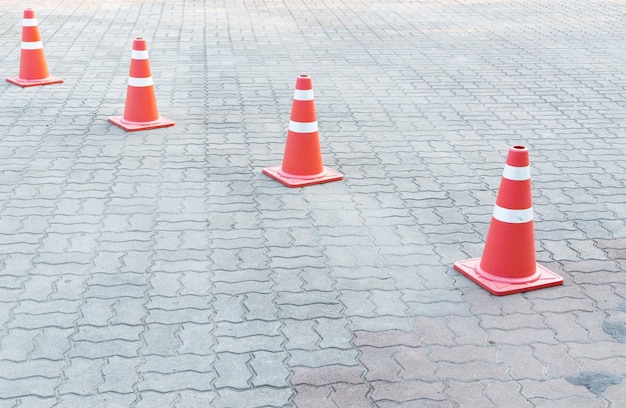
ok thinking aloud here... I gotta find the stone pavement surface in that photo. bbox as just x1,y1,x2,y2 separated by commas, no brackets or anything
1,0,626,406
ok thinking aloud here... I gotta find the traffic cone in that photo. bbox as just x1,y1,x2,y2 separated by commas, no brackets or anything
454,146,563,296
108,38,174,132
262,74,343,187
6,9,63,87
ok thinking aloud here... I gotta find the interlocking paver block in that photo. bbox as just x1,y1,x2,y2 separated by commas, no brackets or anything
531,343,579,379
58,357,105,395
138,371,215,392
214,387,293,408
395,346,439,382
482,380,533,408
370,379,446,405
291,365,365,386
293,385,335,408
360,346,402,381
213,352,252,389
498,345,546,380
446,380,493,408
249,351,290,387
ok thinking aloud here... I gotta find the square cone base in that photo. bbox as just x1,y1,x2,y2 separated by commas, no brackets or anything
454,258,564,296
6,76,63,88
262,165,343,188
108,116,175,132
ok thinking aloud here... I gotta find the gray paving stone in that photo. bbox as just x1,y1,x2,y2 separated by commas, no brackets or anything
213,352,252,389
249,351,290,387
214,387,293,408
68,338,141,359
532,343,578,378
289,348,360,368
98,356,141,394
0,359,65,383
28,328,73,360
315,317,353,349
520,378,594,400
0,376,60,399
291,365,365,386
74,324,143,343
292,385,336,408
83,283,146,299
482,380,533,408
139,355,212,378
57,355,106,398
145,307,212,325
141,323,182,355
9,311,76,330
138,371,215,392
370,379,446,405
171,391,218,408
281,319,319,351
243,293,278,320
360,346,402,381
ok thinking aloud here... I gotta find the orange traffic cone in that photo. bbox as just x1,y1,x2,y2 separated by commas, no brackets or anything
6,9,63,87
454,146,563,295
108,38,174,132
263,74,343,187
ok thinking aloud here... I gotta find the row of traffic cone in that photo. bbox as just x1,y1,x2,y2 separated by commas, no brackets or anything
6,9,341,185
6,9,174,132
266,81,566,295
4,10,563,296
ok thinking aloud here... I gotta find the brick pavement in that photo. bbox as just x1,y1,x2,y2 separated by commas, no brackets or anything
1,0,626,406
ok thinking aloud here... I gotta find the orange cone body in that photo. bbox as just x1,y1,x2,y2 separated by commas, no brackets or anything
6,9,63,87
263,75,343,187
454,146,563,295
108,38,174,132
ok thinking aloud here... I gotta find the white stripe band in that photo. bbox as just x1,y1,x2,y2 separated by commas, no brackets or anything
289,120,318,133
21,41,43,50
293,89,314,101
128,76,154,87
23,18,38,27
132,50,149,60
502,164,530,181
492,204,533,224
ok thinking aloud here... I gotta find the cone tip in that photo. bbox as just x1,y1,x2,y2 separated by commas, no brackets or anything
132,38,148,50
23,9,35,18
507,145,529,167
295,74,313,90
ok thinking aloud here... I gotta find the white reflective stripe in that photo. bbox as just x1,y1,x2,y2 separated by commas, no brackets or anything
289,120,318,133
131,50,149,60
22,18,38,27
21,41,43,50
293,89,314,101
502,164,530,181
128,76,154,87
492,205,533,224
